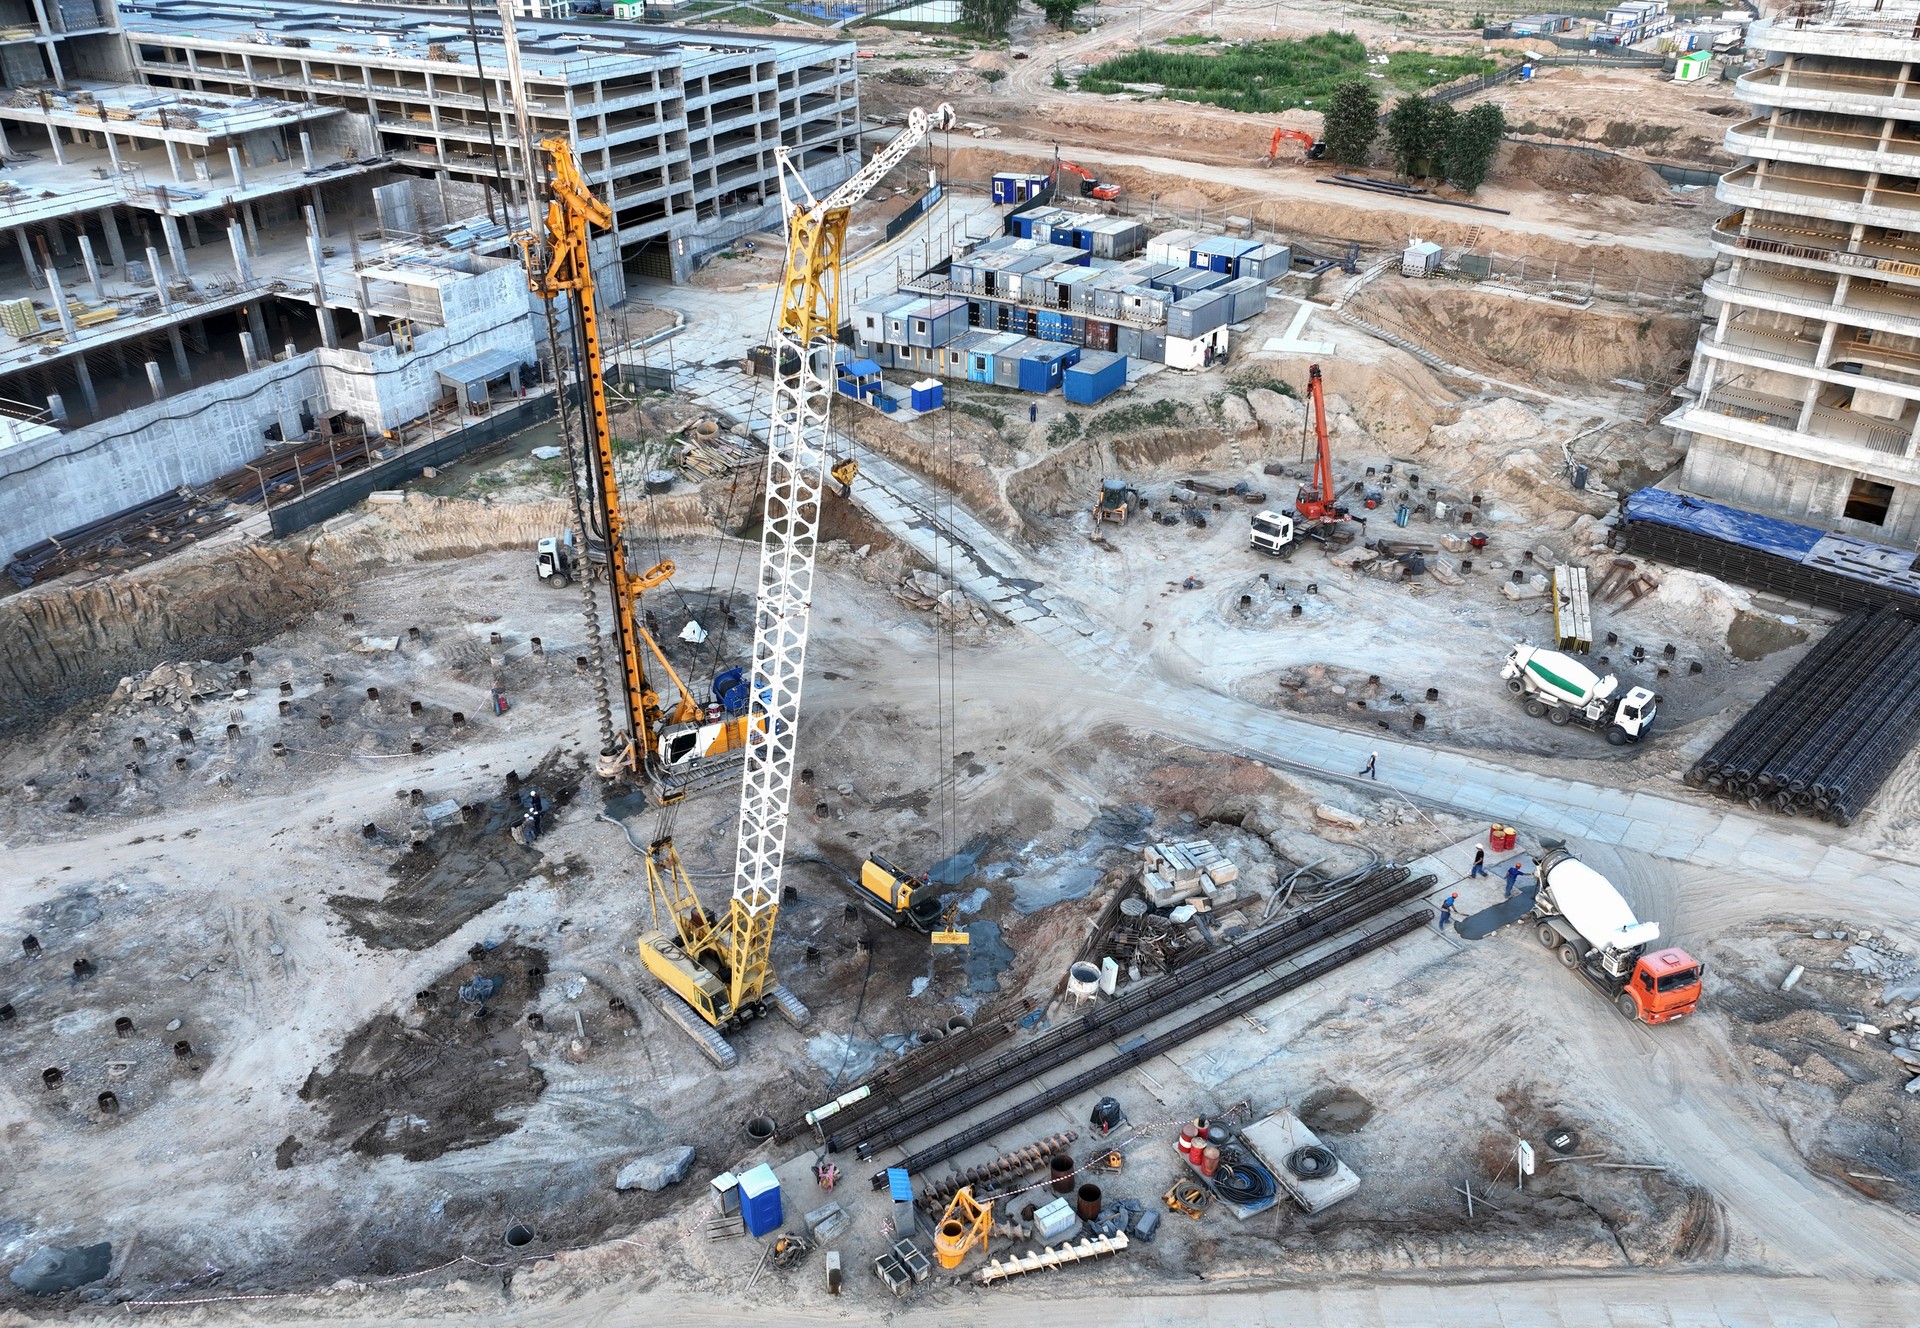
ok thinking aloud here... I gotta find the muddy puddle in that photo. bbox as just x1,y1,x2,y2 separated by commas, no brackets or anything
329,750,583,950
297,943,549,1162
1727,609,1809,661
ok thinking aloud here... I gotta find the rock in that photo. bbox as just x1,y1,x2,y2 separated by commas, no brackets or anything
1328,545,1377,570
1314,803,1367,830
166,1019,181,1031
10,1243,112,1295
1245,388,1302,431
269,943,285,957
530,446,564,460
1219,394,1255,434
616,1145,696,1191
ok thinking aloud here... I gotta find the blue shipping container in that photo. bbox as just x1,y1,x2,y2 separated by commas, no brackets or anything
1064,351,1128,405
738,1163,782,1238
1018,345,1079,393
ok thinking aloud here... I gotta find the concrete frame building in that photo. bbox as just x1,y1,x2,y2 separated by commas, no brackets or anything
1672,1,1920,542
0,0,860,554
122,0,861,281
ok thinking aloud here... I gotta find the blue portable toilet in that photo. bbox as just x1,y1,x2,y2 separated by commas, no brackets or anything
738,1163,782,1238
1063,350,1128,405
910,378,944,411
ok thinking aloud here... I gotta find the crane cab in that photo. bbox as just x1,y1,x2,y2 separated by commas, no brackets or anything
859,854,946,932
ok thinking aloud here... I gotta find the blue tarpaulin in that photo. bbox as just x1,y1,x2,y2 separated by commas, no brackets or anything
1622,488,1824,561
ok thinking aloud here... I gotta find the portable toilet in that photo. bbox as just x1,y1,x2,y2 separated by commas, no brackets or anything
1018,342,1079,393
1063,350,1128,405
910,378,945,411
738,1163,782,1238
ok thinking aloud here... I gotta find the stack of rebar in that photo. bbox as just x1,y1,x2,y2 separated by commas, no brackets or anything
1686,608,1920,825
834,865,1432,1164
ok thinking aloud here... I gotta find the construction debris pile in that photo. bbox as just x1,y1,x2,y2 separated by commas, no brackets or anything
1686,608,1920,825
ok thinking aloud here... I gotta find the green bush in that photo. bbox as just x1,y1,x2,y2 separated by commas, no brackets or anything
1087,399,1184,435
1078,32,1491,114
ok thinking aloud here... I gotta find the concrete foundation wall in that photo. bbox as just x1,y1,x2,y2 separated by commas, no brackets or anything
0,356,326,553
1679,431,1920,543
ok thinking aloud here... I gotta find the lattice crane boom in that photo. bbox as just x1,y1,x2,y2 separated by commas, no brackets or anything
716,103,954,1027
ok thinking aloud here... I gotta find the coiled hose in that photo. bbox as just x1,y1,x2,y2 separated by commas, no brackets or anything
1209,1152,1279,1206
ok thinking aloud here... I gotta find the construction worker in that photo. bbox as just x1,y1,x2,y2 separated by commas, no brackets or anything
1360,752,1378,780
526,788,545,842
1437,892,1457,932
1029,402,1039,424
1503,859,1532,899
1471,847,1487,878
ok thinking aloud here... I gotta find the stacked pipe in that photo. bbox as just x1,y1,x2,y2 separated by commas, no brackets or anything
914,1130,1078,1211
844,866,1434,1163
1686,608,1920,824
832,866,1416,1156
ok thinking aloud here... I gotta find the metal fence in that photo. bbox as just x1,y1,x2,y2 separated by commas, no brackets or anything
885,183,944,240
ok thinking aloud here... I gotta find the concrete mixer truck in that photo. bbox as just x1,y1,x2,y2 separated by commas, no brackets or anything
1531,845,1702,1023
1502,644,1657,746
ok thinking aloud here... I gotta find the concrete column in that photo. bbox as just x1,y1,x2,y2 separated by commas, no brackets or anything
168,326,191,383
305,205,338,351
1880,117,1897,154
1814,321,1839,370
247,302,268,348
164,138,185,183
43,37,61,89
227,145,247,191
146,360,165,400
1765,105,1780,142
97,209,125,270
103,129,121,173
186,215,201,248
146,245,171,311
72,353,96,413
1863,170,1882,208
77,234,103,300
45,126,65,166
45,392,65,423
44,221,65,258
300,131,314,171
1833,273,1852,306
1695,358,1718,403
228,223,252,283
1849,222,1867,255
0,120,10,156
1715,303,1732,339
239,331,259,372
159,213,189,280
44,265,75,339
14,226,33,274
1897,62,1914,100
1797,380,1822,431
307,186,328,238
243,202,261,254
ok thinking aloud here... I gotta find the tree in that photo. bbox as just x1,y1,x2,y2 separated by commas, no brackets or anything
961,0,1017,38
1444,101,1505,193
1384,96,1432,178
1321,78,1380,168
1038,0,1085,28
1425,100,1458,176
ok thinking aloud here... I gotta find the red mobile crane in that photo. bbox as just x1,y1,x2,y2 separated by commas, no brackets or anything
1295,364,1354,543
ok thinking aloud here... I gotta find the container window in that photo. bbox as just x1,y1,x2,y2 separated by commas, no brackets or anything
1844,477,1895,525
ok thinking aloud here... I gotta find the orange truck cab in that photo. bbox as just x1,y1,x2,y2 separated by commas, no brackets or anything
1624,947,1703,1024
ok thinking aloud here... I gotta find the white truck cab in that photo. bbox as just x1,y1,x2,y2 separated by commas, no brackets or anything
1250,509,1296,557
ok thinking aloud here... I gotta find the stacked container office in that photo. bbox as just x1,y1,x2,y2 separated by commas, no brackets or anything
1216,276,1268,324
969,331,1023,383
992,173,1051,204
1167,289,1231,339
1146,228,1202,267
1064,350,1128,405
993,336,1042,389
900,296,968,349
1235,243,1292,281
1190,236,1259,274
1018,342,1080,393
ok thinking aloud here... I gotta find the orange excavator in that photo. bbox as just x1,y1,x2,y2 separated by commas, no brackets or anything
1265,127,1327,165
1055,159,1121,201
1295,364,1354,543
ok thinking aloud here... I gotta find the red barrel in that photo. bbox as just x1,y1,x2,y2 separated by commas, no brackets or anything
1200,1145,1220,1178
1177,1127,1196,1161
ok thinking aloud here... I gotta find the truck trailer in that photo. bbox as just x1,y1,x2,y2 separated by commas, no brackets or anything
1530,845,1702,1023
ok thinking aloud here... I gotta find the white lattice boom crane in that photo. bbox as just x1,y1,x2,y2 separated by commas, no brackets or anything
636,104,955,1068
